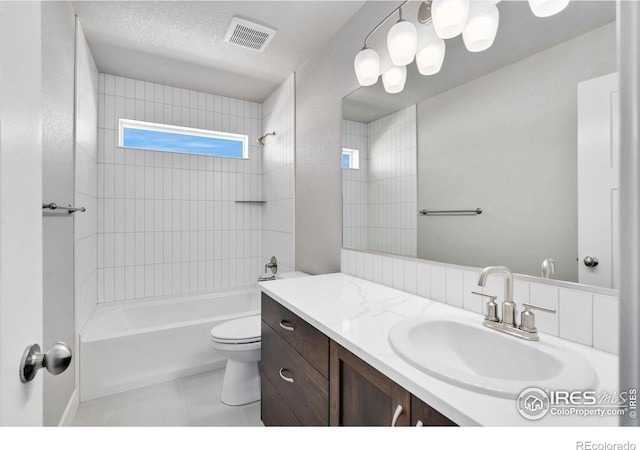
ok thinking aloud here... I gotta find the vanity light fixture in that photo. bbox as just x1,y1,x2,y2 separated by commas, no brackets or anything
354,47,380,86
382,65,407,94
387,6,418,66
462,4,500,52
527,0,570,18
416,22,446,76
353,0,571,93
431,0,470,39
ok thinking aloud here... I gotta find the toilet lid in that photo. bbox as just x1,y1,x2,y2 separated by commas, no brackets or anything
210,315,261,343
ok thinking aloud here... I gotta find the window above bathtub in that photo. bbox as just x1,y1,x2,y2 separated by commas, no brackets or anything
342,148,359,170
119,119,249,159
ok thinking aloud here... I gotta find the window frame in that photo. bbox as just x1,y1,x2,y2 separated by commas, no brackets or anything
342,148,360,170
118,118,249,159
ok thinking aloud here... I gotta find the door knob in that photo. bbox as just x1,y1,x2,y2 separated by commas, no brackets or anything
20,342,72,383
583,256,599,267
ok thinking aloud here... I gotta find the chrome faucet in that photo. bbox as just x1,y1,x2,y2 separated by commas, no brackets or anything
473,265,556,341
258,256,278,282
541,258,555,279
477,266,516,326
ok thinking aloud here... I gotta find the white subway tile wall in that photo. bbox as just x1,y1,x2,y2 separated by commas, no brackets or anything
261,74,295,275
367,106,417,257
342,120,368,250
342,107,417,257
341,248,619,354
97,73,264,302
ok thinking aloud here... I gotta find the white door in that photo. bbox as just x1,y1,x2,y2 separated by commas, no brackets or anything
0,2,44,425
577,72,620,289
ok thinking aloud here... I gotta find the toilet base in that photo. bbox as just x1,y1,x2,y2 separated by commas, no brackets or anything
220,359,261,406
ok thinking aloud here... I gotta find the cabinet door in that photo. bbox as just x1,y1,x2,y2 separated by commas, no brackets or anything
411,395,457,427
330,341,410,426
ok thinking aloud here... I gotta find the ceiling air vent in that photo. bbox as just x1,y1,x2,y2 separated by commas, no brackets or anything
223,17,276,52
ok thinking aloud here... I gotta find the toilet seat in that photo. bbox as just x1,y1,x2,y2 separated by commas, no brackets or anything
210,315,261,344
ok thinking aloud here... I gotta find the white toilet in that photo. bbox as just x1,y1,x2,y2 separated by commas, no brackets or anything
210,315,262,406
210,271,310,406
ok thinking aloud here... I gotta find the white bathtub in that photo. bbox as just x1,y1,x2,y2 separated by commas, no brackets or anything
80,288,260,401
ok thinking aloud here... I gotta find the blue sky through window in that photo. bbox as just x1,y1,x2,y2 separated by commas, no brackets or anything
342,153,351,169
122,127,244,158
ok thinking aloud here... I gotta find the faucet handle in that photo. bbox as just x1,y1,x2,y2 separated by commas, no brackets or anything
471,291,499,322
520,303,557,333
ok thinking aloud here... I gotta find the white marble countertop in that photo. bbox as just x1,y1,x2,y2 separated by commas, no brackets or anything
259,273,620,426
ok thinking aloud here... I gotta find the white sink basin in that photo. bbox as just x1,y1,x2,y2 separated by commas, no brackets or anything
388,315,597,398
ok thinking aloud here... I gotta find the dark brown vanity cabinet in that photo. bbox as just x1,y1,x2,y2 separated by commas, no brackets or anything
330,341,411,426
410,395,457,427
260,293,329,426
260,293,456,427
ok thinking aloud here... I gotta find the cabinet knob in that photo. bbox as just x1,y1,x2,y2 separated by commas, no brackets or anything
391,404,404,427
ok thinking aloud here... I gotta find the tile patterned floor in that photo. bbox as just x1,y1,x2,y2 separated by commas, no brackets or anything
72,369,263,427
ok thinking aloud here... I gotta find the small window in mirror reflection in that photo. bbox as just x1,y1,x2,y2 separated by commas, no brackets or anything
342,148,359,169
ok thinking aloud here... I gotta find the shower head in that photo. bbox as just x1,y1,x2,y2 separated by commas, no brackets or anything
257,131,276,145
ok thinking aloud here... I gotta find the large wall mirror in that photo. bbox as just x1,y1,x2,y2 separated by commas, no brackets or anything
342,1,617,289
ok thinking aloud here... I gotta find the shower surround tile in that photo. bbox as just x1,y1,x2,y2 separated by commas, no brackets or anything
97,74,296,302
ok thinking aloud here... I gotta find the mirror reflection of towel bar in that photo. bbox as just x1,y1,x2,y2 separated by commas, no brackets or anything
419,208,482,216
42,203,85,214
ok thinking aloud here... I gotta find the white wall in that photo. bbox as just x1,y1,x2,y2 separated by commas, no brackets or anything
96,74,263,301
368,106,417,257
261,74,296,275
41,0,76,426
75,22,99,338
342,119,368,251
295,1,395,274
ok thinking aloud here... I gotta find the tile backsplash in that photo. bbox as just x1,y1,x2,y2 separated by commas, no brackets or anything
341,248,619,354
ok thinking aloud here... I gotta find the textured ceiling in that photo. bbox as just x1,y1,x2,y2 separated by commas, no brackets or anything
72,1,365,102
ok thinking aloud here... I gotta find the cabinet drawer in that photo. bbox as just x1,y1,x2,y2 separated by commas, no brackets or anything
261,321,329,426
261,369,300,426
262,293,329,378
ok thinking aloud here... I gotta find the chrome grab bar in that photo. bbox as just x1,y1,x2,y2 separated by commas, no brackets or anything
419,208,482,216
42,202,85,214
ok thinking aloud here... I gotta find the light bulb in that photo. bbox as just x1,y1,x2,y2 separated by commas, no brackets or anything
387,20,418,66
432,0,470,39
527,0,570,18
382,65,407,94
354,48,380,86
462,5,500,52
416,38,446,75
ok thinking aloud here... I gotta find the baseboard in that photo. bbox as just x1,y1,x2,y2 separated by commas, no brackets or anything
58,388,79,427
